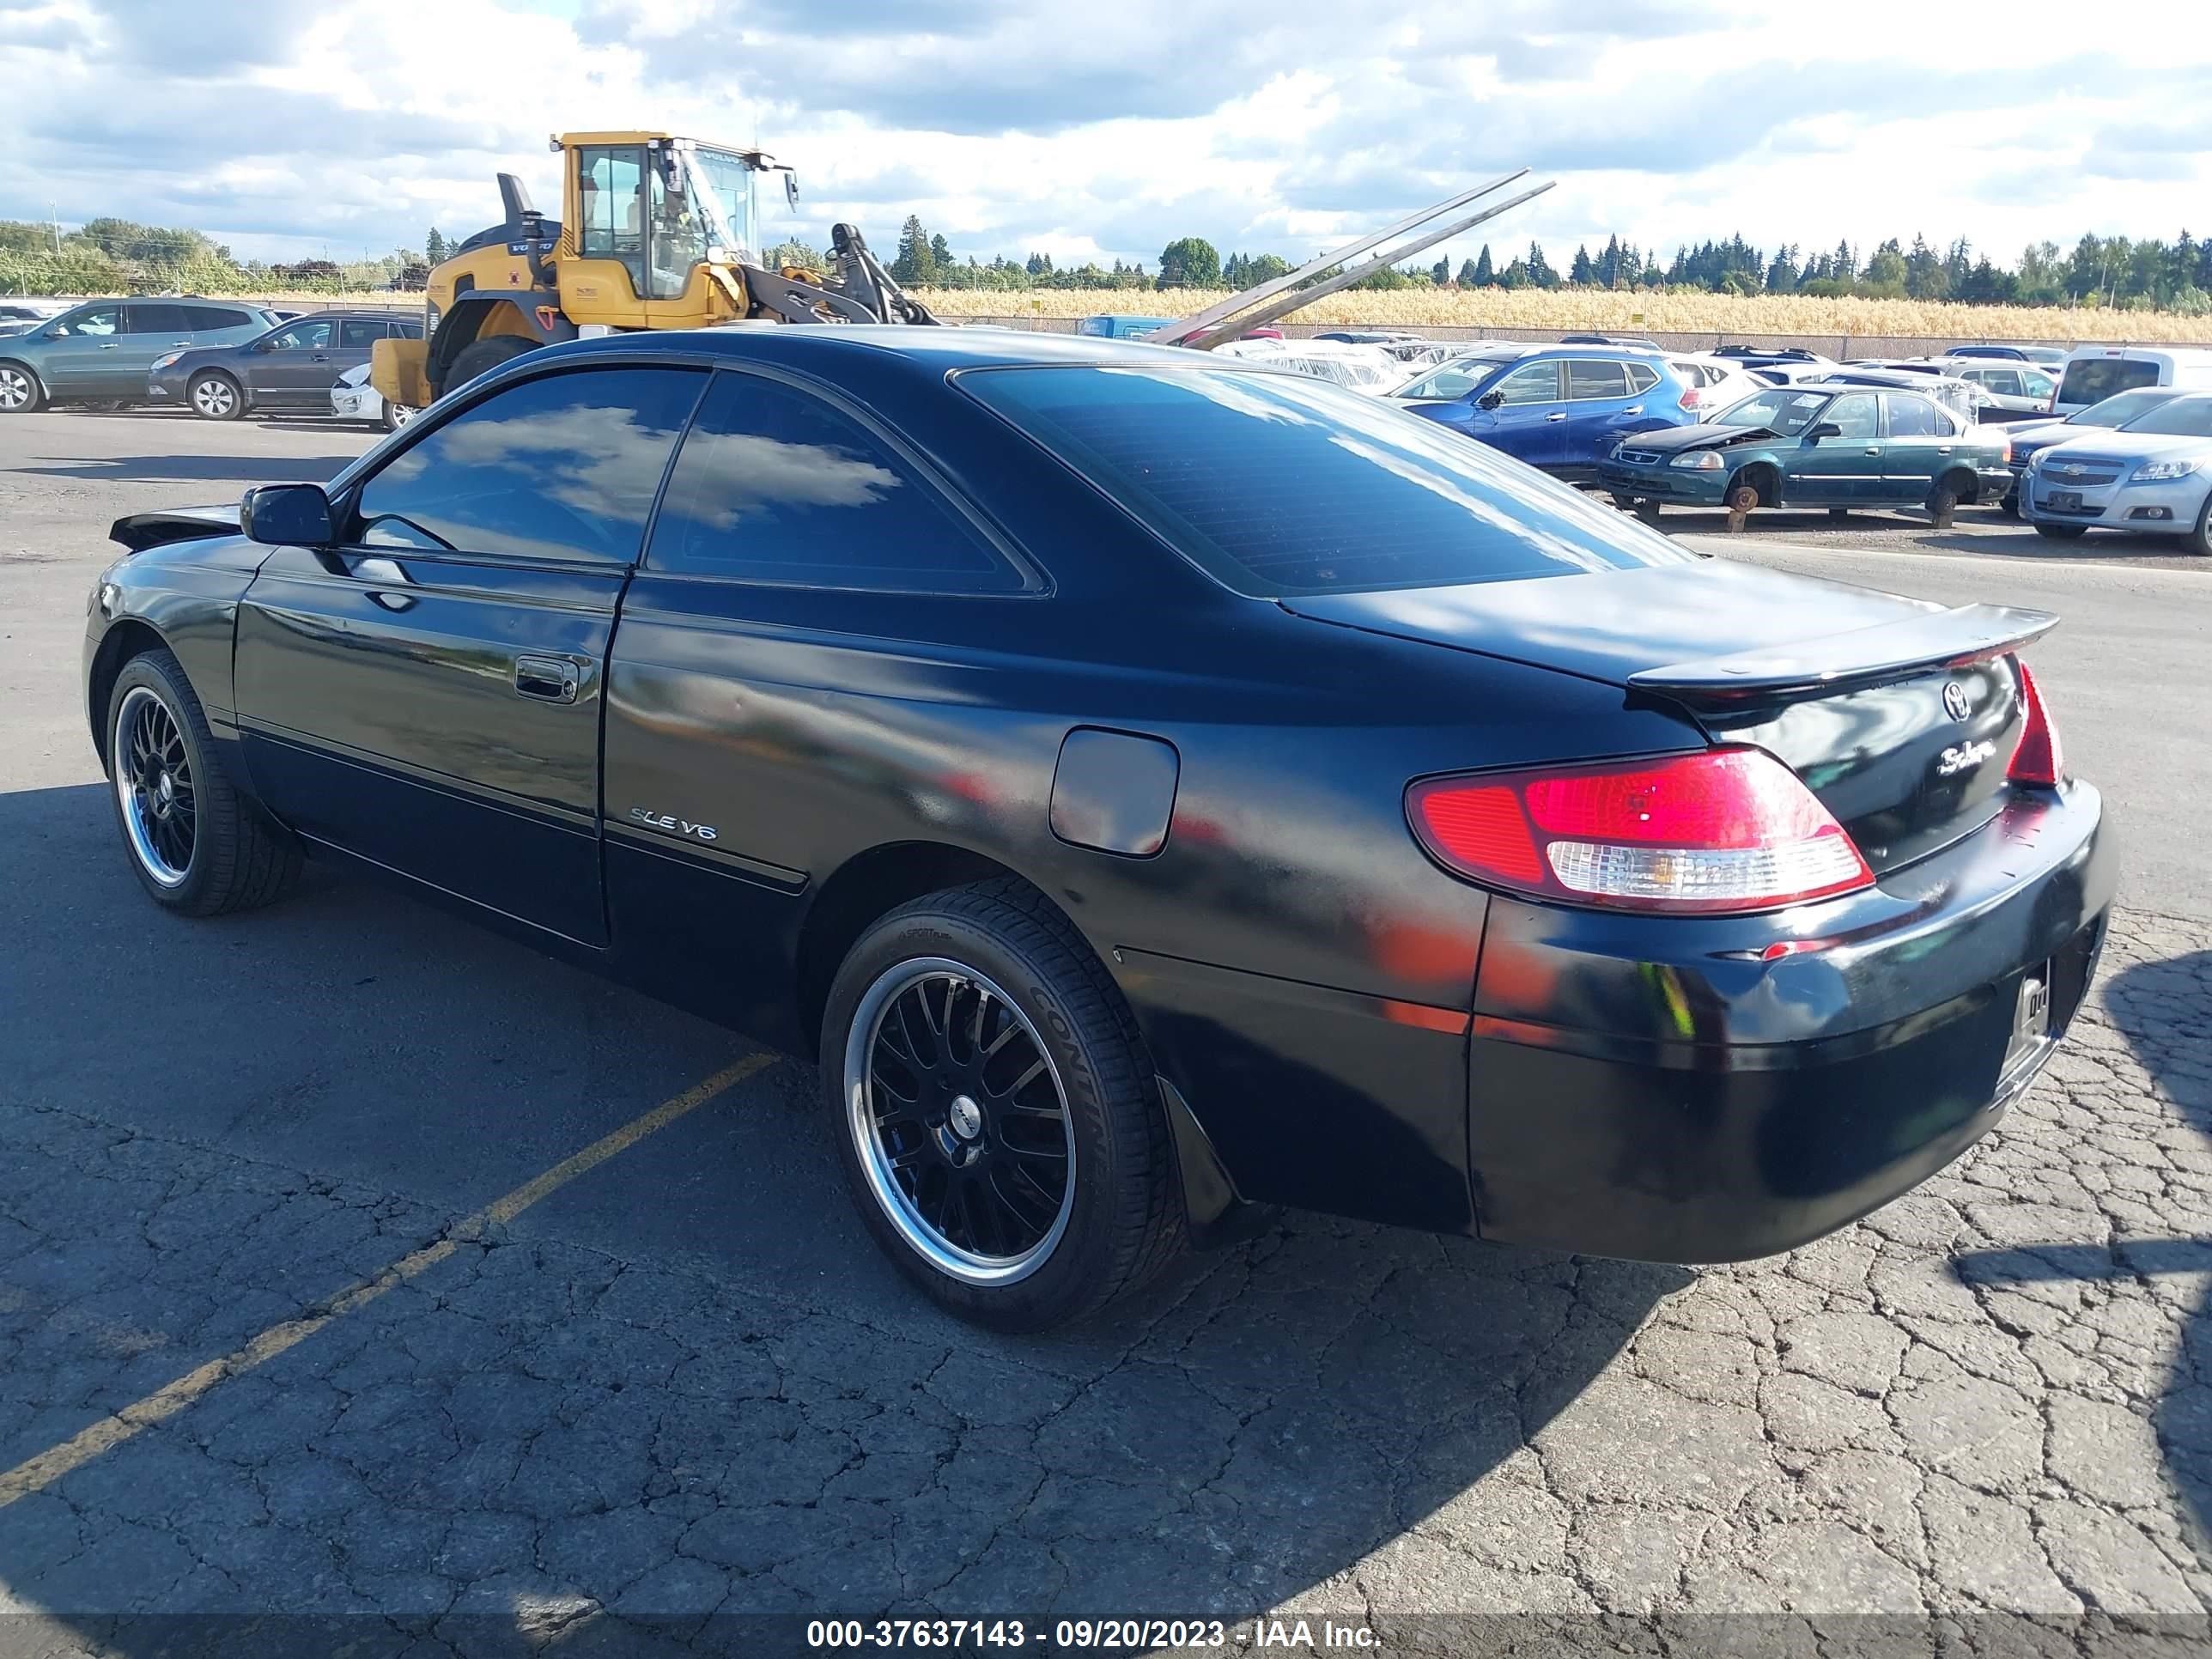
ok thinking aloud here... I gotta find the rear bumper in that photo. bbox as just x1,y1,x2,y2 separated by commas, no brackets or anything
1467,781,2115,1261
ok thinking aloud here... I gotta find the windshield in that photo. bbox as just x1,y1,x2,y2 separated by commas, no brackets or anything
1711,387,1832,435
2079,390,2179,427
682,145,761,260
960,364,1692,597
2118,396,2212,439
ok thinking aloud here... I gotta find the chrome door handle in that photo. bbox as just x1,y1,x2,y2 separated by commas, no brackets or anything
1864,447,1881,455
1546,411,1567,422
97,343,118,349
1623,404,1643,415
514,656,578,703
1936,446,1953,454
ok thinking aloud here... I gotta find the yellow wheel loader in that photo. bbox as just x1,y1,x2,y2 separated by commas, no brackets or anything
371,131,938,409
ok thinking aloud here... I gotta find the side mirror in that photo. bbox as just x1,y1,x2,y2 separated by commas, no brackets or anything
1805,422,1842,441
240,483,335,547
1476,389,1506,410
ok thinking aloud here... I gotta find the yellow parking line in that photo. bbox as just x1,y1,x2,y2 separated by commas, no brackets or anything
0,1052,775,1511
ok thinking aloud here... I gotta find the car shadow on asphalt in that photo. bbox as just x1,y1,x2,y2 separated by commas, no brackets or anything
0,779,1682,1639
9,454,356,486
1951,947,2212,1541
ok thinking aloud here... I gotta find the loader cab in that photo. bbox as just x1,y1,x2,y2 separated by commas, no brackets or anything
560,131,767,326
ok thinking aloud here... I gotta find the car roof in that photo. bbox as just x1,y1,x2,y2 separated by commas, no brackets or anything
2061,344,2212,366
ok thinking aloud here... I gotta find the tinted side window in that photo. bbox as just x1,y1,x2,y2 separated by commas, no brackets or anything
647,373,1017,592
338,319,387,349
356,367,704,564
1884,394,1939,437
395,320,425,339
1624,362,1659,393
2060,358,2160,404
127,304,191,336
186,306,250,331
1564,359,1630,399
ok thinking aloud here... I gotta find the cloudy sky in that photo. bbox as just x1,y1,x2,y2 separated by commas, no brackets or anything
3,0,2208,274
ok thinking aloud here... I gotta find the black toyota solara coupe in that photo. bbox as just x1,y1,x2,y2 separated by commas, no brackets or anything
83,327,2114,1330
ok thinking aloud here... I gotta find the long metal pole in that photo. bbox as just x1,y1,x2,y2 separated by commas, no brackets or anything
1145,169,1529,343
1172,181,1556,350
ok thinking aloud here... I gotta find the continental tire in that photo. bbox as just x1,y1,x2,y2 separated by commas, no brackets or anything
106,647,301,915
822,879,1183,1331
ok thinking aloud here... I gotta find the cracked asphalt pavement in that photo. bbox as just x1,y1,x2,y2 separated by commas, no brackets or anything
4,413,2212,1655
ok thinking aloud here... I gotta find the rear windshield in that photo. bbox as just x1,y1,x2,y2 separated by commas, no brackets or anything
958,364,1692,597
2061,357,2161,405
2118,396,2212,438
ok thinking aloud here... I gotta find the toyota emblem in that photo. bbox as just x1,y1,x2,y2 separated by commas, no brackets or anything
1942,682,1972,722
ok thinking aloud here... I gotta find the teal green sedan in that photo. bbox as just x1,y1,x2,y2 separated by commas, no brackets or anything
1596,383,2012,530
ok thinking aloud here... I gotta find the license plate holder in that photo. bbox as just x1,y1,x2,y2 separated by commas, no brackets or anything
2001,962,2052,1083
2049,489,2082,511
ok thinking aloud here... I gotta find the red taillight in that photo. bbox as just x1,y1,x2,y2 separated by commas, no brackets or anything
2008,659,2063,787
1407,748,1874,915
1680,386,1702,410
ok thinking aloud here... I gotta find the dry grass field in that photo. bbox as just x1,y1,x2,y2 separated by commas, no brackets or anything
225,284,2212,347
912,285,2212,343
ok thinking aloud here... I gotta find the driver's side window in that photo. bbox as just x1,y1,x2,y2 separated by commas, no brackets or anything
351,366,704,563
1823,393,1878,440
267,321,332,351
53,306,120,338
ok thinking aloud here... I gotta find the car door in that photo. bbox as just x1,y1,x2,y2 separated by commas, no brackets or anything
331,318,387,392
1780,392,1881,503
1467,359,1566,465
243,318,337,408
601,366,1039,1041
36,303,127,396
1875,392,1958,500
232,362,708,945
115,304,195,394
1557,357,1660,471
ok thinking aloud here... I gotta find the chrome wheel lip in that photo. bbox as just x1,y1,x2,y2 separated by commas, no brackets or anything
843,957,1076,1288
114,686,193,888
0,367,31,410
191,377,235,417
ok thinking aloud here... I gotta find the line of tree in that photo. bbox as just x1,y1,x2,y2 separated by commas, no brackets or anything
6,211,2210,317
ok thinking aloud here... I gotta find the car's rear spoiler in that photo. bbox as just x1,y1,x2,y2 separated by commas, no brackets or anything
109,505,240,552
1628,603,2059,702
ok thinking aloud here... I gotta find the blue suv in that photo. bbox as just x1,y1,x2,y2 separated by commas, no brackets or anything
1392,345,1692,480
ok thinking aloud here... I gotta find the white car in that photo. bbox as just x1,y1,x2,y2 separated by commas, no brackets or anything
1665,354,1765,419
2021,390,2212,553
331,360,416,432
1210,337,1404,394
2050,346,2212,418
1932,357,2059,415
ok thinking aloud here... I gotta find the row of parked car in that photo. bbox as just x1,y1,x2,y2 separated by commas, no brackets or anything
0,295,420,428
1198,329,2212,552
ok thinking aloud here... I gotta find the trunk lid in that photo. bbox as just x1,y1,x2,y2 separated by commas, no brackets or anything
1283,560,2052,873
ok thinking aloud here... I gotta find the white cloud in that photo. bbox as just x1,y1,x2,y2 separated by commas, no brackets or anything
5,0,2208,272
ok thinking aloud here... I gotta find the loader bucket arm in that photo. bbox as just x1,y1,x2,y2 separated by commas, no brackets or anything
1148,170,1554,349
